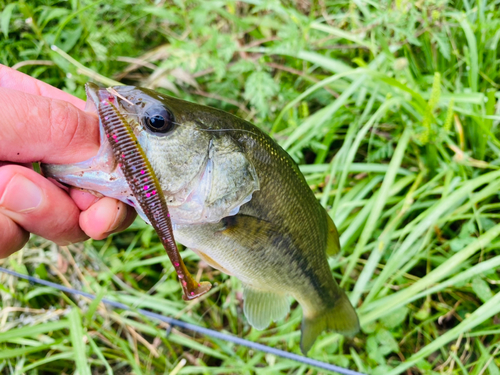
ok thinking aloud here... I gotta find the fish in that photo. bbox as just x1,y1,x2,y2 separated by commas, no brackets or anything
42,83,359,353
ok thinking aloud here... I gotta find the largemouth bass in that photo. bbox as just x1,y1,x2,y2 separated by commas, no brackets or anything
42,83,359,353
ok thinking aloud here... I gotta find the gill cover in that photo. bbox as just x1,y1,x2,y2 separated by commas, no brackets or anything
168,135,259,224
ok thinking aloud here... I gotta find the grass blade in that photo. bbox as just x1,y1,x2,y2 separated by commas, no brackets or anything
0,321,67,343
68,308,91,375
1,3,16,38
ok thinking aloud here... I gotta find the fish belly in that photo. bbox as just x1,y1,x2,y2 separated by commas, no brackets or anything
173,218,320,298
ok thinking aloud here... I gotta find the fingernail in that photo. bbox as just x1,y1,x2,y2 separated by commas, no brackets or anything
0,175,43,213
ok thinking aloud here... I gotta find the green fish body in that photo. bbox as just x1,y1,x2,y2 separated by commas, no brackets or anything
43,85,359,353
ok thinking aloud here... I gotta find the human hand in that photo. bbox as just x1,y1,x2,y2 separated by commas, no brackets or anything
0,65,137,257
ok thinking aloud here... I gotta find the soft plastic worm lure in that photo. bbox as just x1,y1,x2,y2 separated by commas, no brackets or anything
97,95,211,300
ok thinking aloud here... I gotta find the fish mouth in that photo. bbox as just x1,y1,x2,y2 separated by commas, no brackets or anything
41,84,134,204
84,83,134,114
84,82,101,114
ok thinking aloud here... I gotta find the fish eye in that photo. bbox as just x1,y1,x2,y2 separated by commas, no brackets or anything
144,107,175,134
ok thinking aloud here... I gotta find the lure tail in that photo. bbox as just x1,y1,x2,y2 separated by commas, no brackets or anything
300,290,359,354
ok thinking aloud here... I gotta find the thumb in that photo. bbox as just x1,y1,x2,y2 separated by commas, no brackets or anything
0,87,99,165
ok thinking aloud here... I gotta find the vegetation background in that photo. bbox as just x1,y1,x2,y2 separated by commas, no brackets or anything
1,0,500,373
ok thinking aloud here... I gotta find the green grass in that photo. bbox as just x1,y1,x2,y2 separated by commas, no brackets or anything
1,0,500,373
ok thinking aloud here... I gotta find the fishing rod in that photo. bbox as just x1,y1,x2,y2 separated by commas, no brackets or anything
0,266,366,375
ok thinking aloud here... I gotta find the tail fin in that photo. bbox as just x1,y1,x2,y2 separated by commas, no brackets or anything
300,291,359,354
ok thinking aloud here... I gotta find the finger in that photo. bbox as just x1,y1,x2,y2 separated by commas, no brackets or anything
113,205,137,233
0,87,99,164
0,64,85,110
69,188,101,210
0,161,33,169
70,188,137,237
0,165,88,245
79,197,137,240
0,213,29,258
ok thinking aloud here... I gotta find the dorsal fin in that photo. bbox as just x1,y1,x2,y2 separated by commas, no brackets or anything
325,214,341,256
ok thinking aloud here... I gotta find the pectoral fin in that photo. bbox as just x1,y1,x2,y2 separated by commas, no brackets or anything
243,284,290,330
218,215,279,246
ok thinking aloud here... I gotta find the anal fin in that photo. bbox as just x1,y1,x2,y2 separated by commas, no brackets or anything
243,284,290,330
